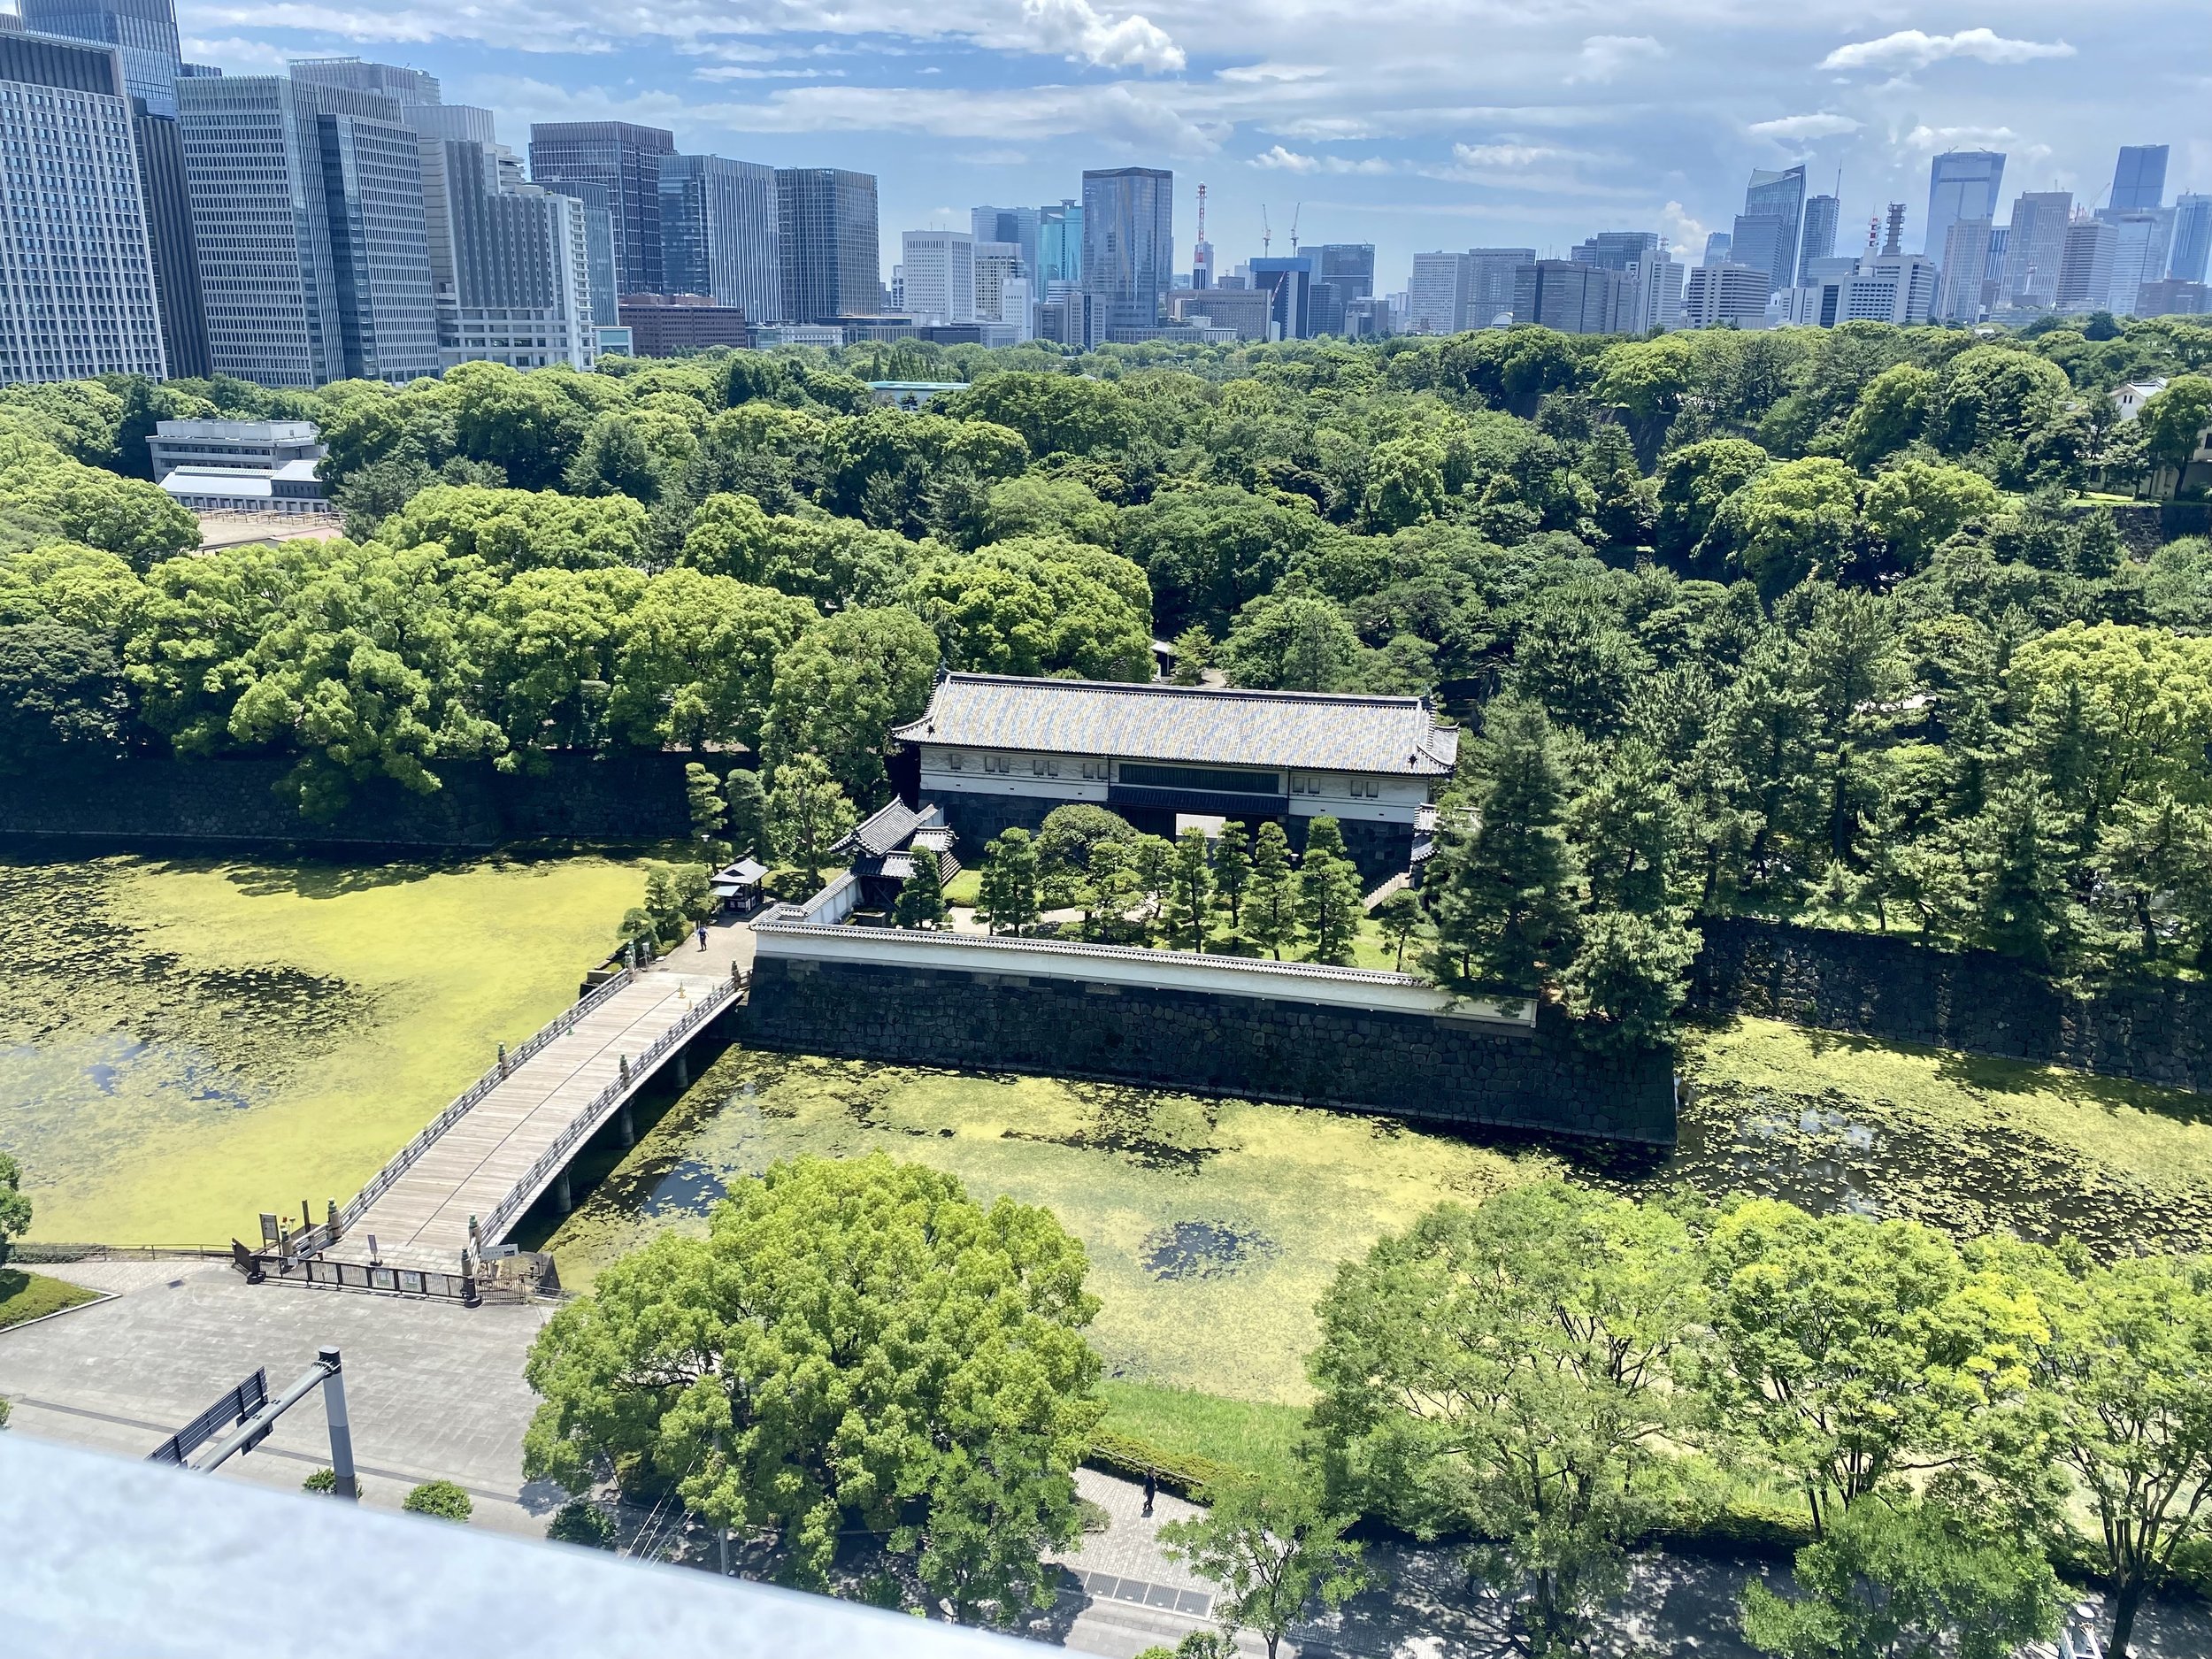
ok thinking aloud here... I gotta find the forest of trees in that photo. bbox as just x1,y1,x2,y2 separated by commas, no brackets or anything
4,317,2212,1013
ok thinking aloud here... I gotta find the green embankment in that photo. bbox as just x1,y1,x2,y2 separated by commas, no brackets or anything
2,855,641,1245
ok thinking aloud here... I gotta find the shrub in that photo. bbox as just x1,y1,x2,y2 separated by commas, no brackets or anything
546,1498,617,1548
403,1479,473,1523
301,1466,337,1494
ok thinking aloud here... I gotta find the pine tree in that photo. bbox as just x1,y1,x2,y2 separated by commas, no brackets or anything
1373,888,1429,971
977,828,1040,936
1082,841,1148,945
1970,779,2078,970
764,754,857,885
893,848,947,929
1426,699,1580,995
1245,820,1300,960
1212,821,1252,939
684,761,727,841
1160,827,1215,951
1297,818,1366,965
725,768,766,857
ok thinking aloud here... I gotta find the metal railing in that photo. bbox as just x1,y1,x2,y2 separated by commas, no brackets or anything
336,968,637,1232
475,971,743,1247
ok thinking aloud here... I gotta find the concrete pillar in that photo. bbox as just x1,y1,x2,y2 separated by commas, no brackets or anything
551,1169,572,1216
617,1102,635,1148
674,1046,690,1088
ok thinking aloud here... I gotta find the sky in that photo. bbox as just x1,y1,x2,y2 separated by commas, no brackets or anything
172,0,2212,292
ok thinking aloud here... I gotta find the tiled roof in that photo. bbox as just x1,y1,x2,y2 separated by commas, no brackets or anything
836,799,924,858
892,673,1459,777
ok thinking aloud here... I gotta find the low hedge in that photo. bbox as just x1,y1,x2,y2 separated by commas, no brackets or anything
1086,1428,1248,1502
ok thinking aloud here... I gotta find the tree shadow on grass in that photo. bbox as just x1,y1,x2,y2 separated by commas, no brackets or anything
207,859,465,900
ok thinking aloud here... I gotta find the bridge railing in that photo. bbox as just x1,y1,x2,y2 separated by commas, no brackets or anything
336,968,638,1233
476,971,744,1247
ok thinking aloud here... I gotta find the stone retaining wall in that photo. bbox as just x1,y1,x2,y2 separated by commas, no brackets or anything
735,926,1677,1144
1689,916,2212,1094
0,750,695,852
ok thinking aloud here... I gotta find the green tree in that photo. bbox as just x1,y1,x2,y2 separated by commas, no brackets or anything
403,1479,473,1523
894,847,948,929
547,1499,618,1548
2138,375,2212,497
2093,793,2212,966
0,622,129,769
764,754,857,884
1861,462,2002,574
522,1155,1102,1612
1169,623,1211,686
1560,908,1699,1050
1310,1182,1712,1656
1372,888,1429,971
565,411,666,503
725,768,766,857
1211,821,1253,939
1078,838,1148,944
1158,1473,1368,1659
1159,827,1214,951
1296,818,1365,965
683,761,726,841
2031,1250,2212,1659
1218,594,1360,693
1967,780,2080,970
1840,363,1938,471
1244,820,1299,959
978,827,1041,936
1035,803,1139,900
1740,1497,2062,1659
904,538,1154,682
1567,737,1684,915
762,606,941,805
0,1150,30,1266
1701,1198,2043,1537
1426,699,1579,998
1721,457,1862,595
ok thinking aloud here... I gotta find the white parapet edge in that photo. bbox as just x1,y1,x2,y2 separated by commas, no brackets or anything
749,911,1537,1029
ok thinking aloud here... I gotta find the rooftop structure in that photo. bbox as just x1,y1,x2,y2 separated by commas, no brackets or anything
893,673,1458,884
148,419,323,476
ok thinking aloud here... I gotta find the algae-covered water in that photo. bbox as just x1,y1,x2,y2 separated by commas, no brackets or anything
0,854,641,1244
544,1019,2212,1406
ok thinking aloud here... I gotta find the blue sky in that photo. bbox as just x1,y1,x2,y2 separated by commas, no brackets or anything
175,0,2212,292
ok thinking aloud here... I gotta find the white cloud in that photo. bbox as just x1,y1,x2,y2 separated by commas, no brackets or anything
1660,201,1705,252
1251,144,1394,174
1217,62,1327,84
1747,111,1861,141
1016,0,1183,72
1568,35,1663,85
1819,27,2074,73
1453,142,1572,169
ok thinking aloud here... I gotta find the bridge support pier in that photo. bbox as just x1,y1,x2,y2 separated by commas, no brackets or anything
551,1169,572,1216
617,1102,635,1148
674,1045,690,1088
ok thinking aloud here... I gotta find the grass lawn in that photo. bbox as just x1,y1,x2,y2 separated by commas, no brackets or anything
1096,1379,1307,1486
3,854,646,1245
942,867,982,907
0,1267,100,1331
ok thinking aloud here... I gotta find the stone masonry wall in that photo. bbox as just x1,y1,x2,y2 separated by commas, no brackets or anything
0,750,695,851
1690,917,2212,1094
736,953,1678,1144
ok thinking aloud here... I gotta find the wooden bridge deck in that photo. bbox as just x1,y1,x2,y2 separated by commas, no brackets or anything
337,969,728,1271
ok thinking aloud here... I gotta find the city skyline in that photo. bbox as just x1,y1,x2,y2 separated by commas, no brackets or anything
124,1,2210,293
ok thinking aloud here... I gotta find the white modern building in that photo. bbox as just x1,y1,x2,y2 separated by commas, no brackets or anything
157,457,329,513
0,32,166,386
1684,261,1770,328
892,673,1460,884
146,418,323,475
899,228,974,325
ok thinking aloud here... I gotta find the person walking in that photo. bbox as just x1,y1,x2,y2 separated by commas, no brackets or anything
696,921,709,951
1141,1468,1156,1517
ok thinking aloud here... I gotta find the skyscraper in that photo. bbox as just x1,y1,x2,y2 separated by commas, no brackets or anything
287,56,439,106
0,31,165,384
130,90,206,379
2110,145,2169,213
2170,195,2212,285
1924,150,2005,260
1936,219,1995,321
528,121,675,295
1038,199,1081,286
660,154,780,322
1080,166,1171,336
1466,249,1532,327
1737,165,1806,290
900,229,975,324
178,73,438,386
1799,194,1840,271
774,167,879,323
2106,213,2172,316
971,204,1040,284
1513,260,1629,334
1310,243,1373,335
1405,251,1470,334
19,0,179,115
1569,231,1659,271
2056,215,2117,310
414,129,595,369
2001,191,2072,306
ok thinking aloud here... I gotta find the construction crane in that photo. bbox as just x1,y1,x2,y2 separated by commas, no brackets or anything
1261,203,1271,255
1288,202,1302,255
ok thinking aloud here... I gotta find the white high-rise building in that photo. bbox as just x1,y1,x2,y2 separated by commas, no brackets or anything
1683,262,1770,328
899,228,974,324
0,32,165,385
2105,212,2173,316
1405,251,1468,334
1936,219,1995,321
1621,255,1683,330
2001,191,2072,307
972,240,1025,326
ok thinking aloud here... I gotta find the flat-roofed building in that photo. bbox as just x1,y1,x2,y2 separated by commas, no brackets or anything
147,417,323,474
893,672,1460,883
